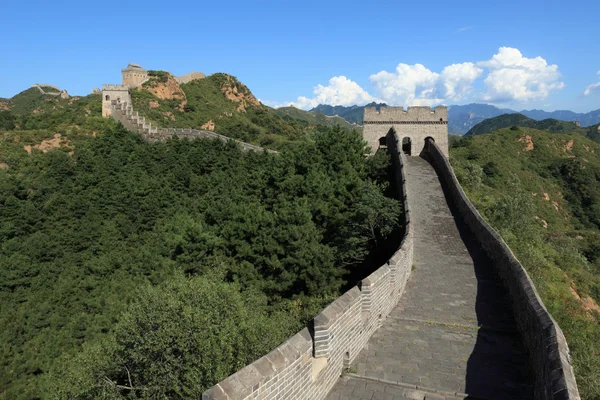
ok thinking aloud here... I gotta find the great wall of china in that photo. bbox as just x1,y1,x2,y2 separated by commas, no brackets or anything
101,64,580,399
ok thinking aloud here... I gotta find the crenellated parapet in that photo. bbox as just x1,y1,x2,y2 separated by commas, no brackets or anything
102,84,130,91
364,106,447,122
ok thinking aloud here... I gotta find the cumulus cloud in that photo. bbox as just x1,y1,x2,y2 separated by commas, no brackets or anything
478,47,564,102
282,47,563,109
369,62,482,106
287,76,377,109
583,71,600,96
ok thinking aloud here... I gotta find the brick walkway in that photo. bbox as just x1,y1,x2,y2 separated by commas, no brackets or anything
326,156,533,400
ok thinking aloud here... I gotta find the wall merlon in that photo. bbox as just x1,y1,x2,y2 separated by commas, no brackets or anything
102,84,130,91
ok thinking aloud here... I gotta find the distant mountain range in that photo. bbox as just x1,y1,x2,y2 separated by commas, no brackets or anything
309,103,600,135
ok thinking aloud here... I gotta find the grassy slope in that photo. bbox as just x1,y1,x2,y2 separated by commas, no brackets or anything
274,106,360,132
130,72,353,150
450,128,600,397
465,113,600,142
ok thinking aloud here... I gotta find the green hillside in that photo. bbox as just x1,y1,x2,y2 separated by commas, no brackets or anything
130,72,358,150
465,113,600,142
275,106,360,132
450,128,600,397
0,92,400,397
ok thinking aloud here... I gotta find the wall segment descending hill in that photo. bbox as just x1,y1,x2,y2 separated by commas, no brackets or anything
201,131,414,400
107,99,276,153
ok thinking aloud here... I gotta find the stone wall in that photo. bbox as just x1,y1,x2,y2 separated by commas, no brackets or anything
102,85,132,118
176,72,206,84
122,63,148,88
423,139,580,400
363,106,448,157
201,133,414,400
107,100,277,153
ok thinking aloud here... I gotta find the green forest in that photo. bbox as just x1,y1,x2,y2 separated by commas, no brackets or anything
450,129,600,398
0,119,400,399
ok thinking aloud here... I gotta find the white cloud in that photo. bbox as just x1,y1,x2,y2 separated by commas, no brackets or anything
583,71,600,96
287,76,377,109
282,47,563,109
368,62,482,106
478,47,564,103
457,26,473,32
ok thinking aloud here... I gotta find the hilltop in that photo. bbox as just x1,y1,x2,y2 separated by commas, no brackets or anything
465,113,600,136
450,128,600,396
465,113,600,142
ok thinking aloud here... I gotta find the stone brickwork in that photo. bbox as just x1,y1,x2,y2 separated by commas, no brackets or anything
363,106,448,157
106,99,276,153
423,139,580,400
122,63,148,88
102,84,132,118
201,133,414,400
176,72,206,84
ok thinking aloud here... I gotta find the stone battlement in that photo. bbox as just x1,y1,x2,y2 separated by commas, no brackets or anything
364,106,447,122
362,106,449,157
102,84,130,91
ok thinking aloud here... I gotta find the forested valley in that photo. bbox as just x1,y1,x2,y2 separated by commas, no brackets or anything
0,117,400,399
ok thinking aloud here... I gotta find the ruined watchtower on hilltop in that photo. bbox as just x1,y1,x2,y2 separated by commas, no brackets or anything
122,63,148,88
102,84,131,117
363,106,448,157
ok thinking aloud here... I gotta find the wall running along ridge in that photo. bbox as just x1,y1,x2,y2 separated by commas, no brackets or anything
201,130,413,400
106,99,277,153
363,106,448,157
423,138,580,400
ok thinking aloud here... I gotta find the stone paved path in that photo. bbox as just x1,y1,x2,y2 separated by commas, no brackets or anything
326,156,533,400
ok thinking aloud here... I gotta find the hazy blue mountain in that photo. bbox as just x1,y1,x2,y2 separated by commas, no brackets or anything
310,103,600,135
311,102,387,125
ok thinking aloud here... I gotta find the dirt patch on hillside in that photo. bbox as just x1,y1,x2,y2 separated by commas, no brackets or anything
145,76,187,112
221,76,260,112
543,192,550,201
163,111,176,121
149,100,160,109
24,133,72,155
569,284,600,319
583,144,595,153
563,139,574,152
535,216,548,228
552,201,560,212
201,120,215,131
0,101,9,111
0,162,8,170
517,135,534,151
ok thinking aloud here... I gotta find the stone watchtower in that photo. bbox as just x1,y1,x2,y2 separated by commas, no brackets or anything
101,84,131,117
122,63,148,88
363,106,449,157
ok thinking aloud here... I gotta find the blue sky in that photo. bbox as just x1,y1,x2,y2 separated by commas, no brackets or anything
2,0,599,112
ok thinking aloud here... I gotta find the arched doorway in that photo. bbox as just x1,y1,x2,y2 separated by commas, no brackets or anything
402,137,412,155
378,136,387,148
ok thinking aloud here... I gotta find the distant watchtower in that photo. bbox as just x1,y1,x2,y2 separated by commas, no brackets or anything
363,106,448,157
101,84,131,117
122,63,148,88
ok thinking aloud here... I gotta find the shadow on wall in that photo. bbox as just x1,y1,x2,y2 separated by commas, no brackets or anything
438,185,534,399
